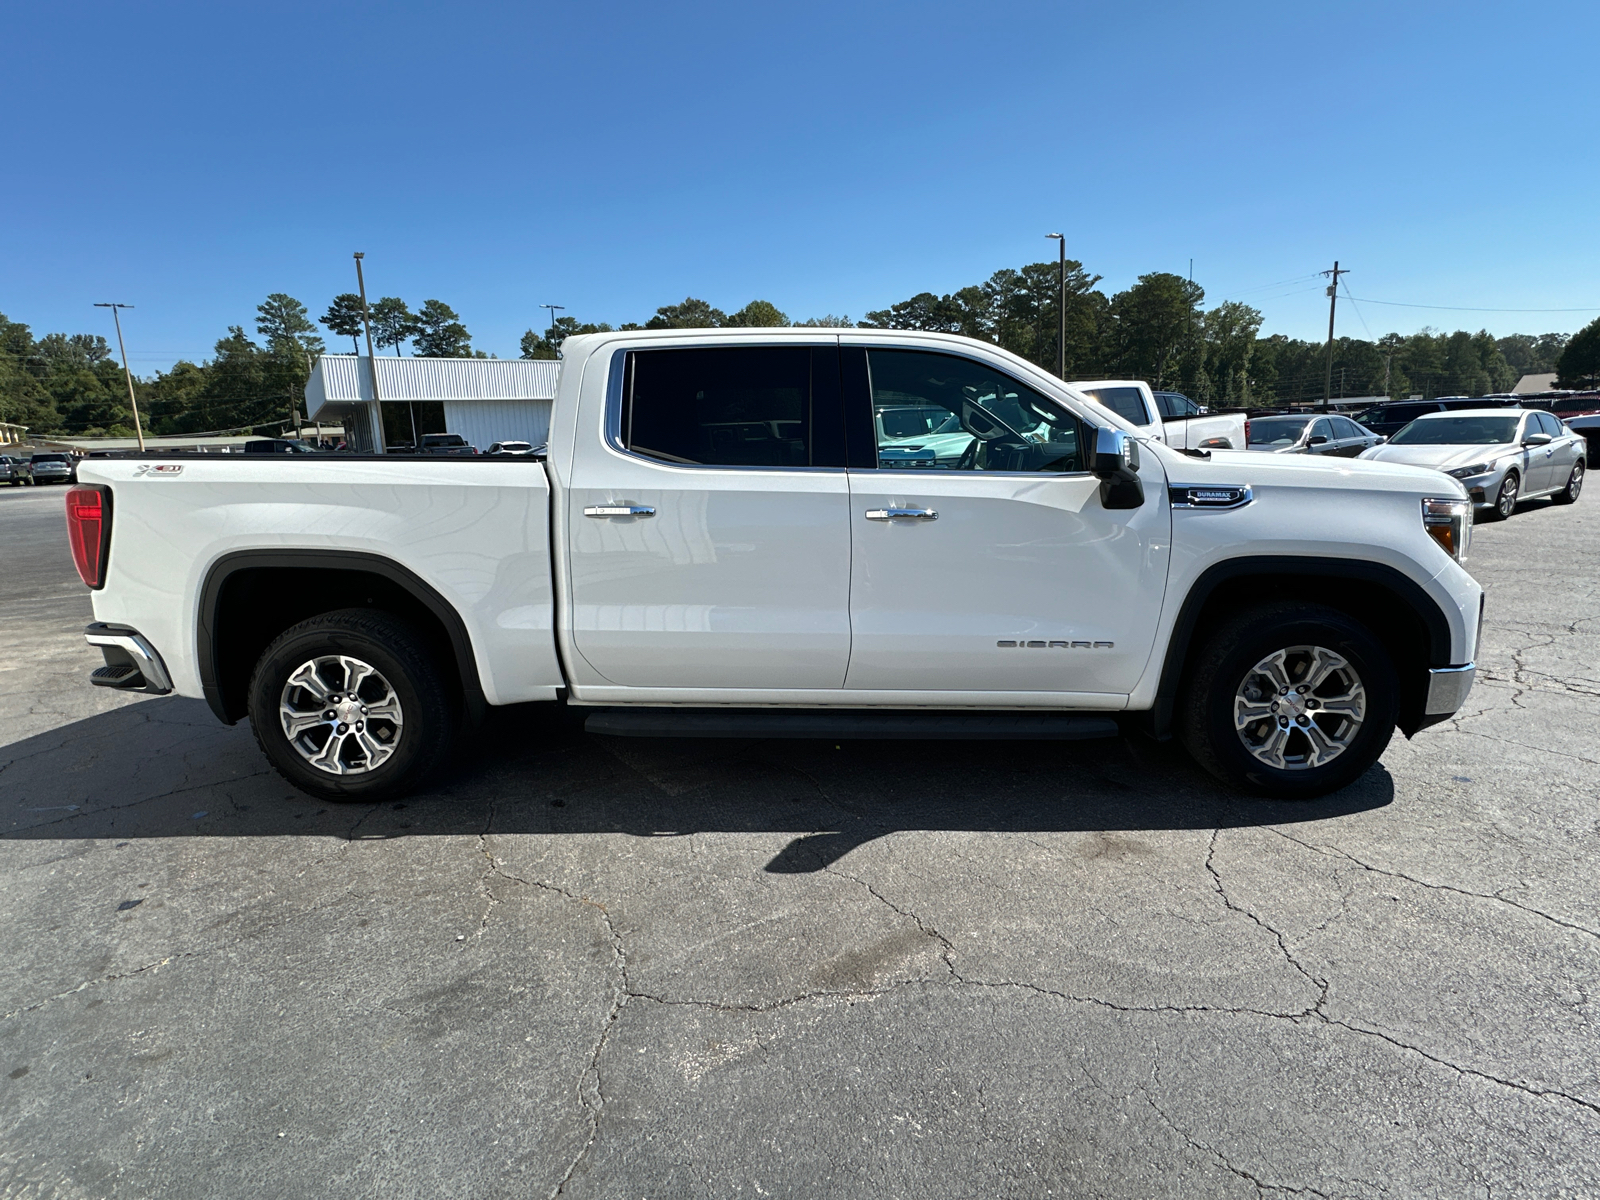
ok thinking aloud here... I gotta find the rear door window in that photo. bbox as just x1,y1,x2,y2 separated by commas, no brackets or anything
621,346,843,468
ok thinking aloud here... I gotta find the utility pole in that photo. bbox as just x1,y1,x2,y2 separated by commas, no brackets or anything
94,303,146,452
1320,261,1350,407
353,253,384,452
1046,234,1066,378
539,303,565,352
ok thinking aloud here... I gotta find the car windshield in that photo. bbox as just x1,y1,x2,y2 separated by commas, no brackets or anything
32,455,68,463
1389,416,1520,445
1247,417,1311,445
423,434,465,446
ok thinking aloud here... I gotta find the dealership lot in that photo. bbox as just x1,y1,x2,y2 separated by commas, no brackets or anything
2,481,1597,1197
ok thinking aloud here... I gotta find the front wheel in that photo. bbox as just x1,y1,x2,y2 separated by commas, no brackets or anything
1485,471,1519,521
1552,461,1584,505
1179,603,1398,799
247,608,457,802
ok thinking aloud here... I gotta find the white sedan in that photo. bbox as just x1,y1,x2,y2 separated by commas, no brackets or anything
1358,407,1586,520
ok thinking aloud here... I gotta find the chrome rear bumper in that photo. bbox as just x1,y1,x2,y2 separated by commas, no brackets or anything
85,623,173,694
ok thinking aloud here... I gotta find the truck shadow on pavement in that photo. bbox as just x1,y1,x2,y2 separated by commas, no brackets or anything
1,696,1394,871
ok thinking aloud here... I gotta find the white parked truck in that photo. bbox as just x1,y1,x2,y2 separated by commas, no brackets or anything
1071,379,1247,451
69,329,1482,802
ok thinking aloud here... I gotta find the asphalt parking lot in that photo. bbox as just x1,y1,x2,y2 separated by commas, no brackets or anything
2,478,1597,1199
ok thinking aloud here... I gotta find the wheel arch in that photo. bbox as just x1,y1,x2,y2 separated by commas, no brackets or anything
197,549,485,726
1150,556,1456,742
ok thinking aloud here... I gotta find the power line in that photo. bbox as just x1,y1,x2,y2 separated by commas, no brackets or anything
1346,297,1597,313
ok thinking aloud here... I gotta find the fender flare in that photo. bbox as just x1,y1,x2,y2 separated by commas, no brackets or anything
1149,555,1455,739
197,548,486,725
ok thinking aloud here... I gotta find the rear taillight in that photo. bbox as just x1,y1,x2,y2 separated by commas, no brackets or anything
1243,418,1251,445
66,485,111,588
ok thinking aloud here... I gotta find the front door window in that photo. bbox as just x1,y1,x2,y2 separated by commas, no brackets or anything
867,349,1085,473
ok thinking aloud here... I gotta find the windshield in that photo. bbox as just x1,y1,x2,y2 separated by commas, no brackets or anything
32,455,69,463
1247,417,1311,445
1389,416,1519,445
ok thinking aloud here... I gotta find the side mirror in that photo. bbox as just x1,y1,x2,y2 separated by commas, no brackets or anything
1375,435,1388,444
1523,432,1553,447
1093,427,1145,510
1307,435,1328,445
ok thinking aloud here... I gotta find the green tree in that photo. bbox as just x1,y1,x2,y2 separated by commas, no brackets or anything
645,297,727,329
1200,302,1263,407
797,315,854,327
520,317,613,359
321,294,368,354
371,297,421,356
724,300,788,327
1496,332,1569,378
1554,317,1600,390
256,294,324,358
1109,273,1203,388
412,300,472,357
255,294,322,430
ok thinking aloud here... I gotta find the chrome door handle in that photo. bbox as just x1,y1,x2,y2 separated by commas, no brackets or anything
865,507,938,521
584,505,655,518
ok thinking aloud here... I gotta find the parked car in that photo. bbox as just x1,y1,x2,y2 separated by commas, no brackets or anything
1358,408,1585,519
419,433,477,456
486,440,541,457
244,438,324,454
70,328,1484,805
1072,380,1244,449
1,455,34,486
29,453,76,483
1246,414,1381,457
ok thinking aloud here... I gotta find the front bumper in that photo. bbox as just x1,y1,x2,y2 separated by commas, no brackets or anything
85,623,173,695
1417,662,1475,729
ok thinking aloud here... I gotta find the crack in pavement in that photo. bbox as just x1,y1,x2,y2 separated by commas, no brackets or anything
1206,828,1330,1013
1267,828,1600,941
1139,1085,1333,1198
468,814,630,1199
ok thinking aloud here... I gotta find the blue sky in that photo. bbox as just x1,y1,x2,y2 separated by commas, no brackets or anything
4,0,1597,373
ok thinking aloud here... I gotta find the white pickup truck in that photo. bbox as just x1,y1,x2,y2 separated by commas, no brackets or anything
68,329,1482,803
1072,379,1247,451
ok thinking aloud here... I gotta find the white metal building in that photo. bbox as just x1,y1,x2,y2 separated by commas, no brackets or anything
304,355,559,453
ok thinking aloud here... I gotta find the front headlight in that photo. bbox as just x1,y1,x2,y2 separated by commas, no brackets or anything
1423,497,1472,562
1446,462,1491,479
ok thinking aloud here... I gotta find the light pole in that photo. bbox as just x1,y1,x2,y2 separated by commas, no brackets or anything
353,253,386,452
539,303,565,352
94,303,146,451
1045,234,1065,378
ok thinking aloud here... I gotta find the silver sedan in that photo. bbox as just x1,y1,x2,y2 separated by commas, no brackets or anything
1358,408,1586,520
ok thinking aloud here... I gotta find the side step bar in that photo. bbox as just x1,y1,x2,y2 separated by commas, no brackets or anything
583,708,1120,741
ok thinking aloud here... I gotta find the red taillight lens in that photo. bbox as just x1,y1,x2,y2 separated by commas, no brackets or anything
1244,418,1251,445
66,485,110,588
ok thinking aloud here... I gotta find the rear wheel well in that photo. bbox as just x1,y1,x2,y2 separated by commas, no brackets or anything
1156,568,1442,741
200,557,479,725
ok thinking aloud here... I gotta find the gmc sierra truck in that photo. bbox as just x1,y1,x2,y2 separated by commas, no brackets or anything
67,328,1482,803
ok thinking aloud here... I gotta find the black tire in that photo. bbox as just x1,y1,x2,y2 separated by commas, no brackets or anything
247,608,457,802
1484,471,1519,521
1179,602,1398,799
1552,460,1584,505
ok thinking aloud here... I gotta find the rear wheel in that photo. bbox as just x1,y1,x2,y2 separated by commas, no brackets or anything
1180,603,1398,799
247,608,456,802
1552,461,1584,505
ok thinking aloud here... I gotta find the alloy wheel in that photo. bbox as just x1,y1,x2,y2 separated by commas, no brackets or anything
1497,474,1518,518
278,655,404,775
1233,645,1367,771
